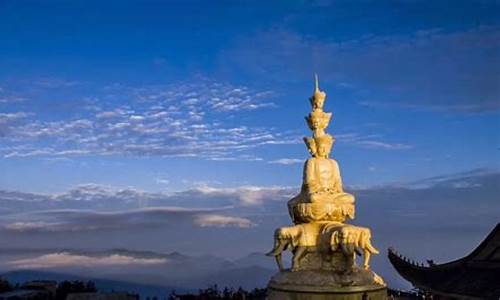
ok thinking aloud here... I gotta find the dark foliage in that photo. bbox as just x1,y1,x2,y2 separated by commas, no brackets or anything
55,280,97,300
168,285,267,300
387,288,432,299
0,277,13,293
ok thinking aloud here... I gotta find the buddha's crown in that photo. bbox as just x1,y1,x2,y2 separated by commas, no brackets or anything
315,133,334,149
303,134,335,157
304,74,335,157
309,74,326,111
305,110,332,132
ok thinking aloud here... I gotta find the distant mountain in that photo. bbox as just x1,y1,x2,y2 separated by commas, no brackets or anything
0,248,277,295
232,252,276,269
183,265,274,290
1,269,187,298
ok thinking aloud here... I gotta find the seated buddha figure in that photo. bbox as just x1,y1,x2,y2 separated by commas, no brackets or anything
302,134,354,204
288,134,355,223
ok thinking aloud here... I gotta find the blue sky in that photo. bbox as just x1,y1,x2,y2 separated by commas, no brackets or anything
0,0,498,193
0,0,499,290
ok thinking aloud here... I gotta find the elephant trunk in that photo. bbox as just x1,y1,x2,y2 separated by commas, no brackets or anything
340,242,351,255
266,236,288,272
266,238,283,256
365,241,379,254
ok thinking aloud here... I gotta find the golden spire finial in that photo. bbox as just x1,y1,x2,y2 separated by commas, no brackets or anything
315,73,319,93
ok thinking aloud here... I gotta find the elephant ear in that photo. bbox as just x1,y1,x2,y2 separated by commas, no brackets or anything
331,231,340,251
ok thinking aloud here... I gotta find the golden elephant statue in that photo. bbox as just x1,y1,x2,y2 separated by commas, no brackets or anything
266,223,321,271
326,224,379,269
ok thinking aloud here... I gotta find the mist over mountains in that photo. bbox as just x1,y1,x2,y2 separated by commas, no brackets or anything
0,248,275,298
0,168,498,290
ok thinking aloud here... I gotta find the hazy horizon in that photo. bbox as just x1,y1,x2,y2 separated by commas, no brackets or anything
1,0,499,293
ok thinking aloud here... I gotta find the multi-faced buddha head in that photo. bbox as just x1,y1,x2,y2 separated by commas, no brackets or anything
305,110,332,133
304,134,334,158
315,134,334,158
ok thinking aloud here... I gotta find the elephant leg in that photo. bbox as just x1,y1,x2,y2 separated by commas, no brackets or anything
345,251,356,268
363,250,371,269
266,239,288,271
292,247,307,271
275,253,284,271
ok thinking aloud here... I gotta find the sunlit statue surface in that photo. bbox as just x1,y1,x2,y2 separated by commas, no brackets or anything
266,76,386,299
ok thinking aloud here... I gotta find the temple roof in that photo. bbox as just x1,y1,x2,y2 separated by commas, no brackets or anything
388,223,500,299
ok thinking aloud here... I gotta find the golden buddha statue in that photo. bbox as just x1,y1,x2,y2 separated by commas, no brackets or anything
288,77,355,224
267,75,386,299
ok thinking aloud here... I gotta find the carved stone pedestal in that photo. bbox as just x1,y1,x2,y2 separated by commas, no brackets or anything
267,286,387,300
267,268,387,300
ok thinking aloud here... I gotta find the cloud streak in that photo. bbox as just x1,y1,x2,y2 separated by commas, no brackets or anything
0,77,292,160
336,133,413,150
223,26,500,113
194,214,255,228
2,169,497,236
268,158,303,165
8,252,168,269
0,168,498,290
0,203,255,233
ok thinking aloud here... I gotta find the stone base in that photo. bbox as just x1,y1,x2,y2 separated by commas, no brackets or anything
267,287,387,300
267,268,386,300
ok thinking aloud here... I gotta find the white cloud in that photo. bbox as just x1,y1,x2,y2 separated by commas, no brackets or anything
0,207,227,233
399,168,496,190
8,252,167,269
194,214,255,228
193,185,294,206
2,169,494,234
336,132,413,150
0,78,291,160
0,96,26,103
354,140,413,150
0,87,27,103
0,112,30,122
0,182,296,214
268,158,303,165
155,178,170,185
4,221,63,232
